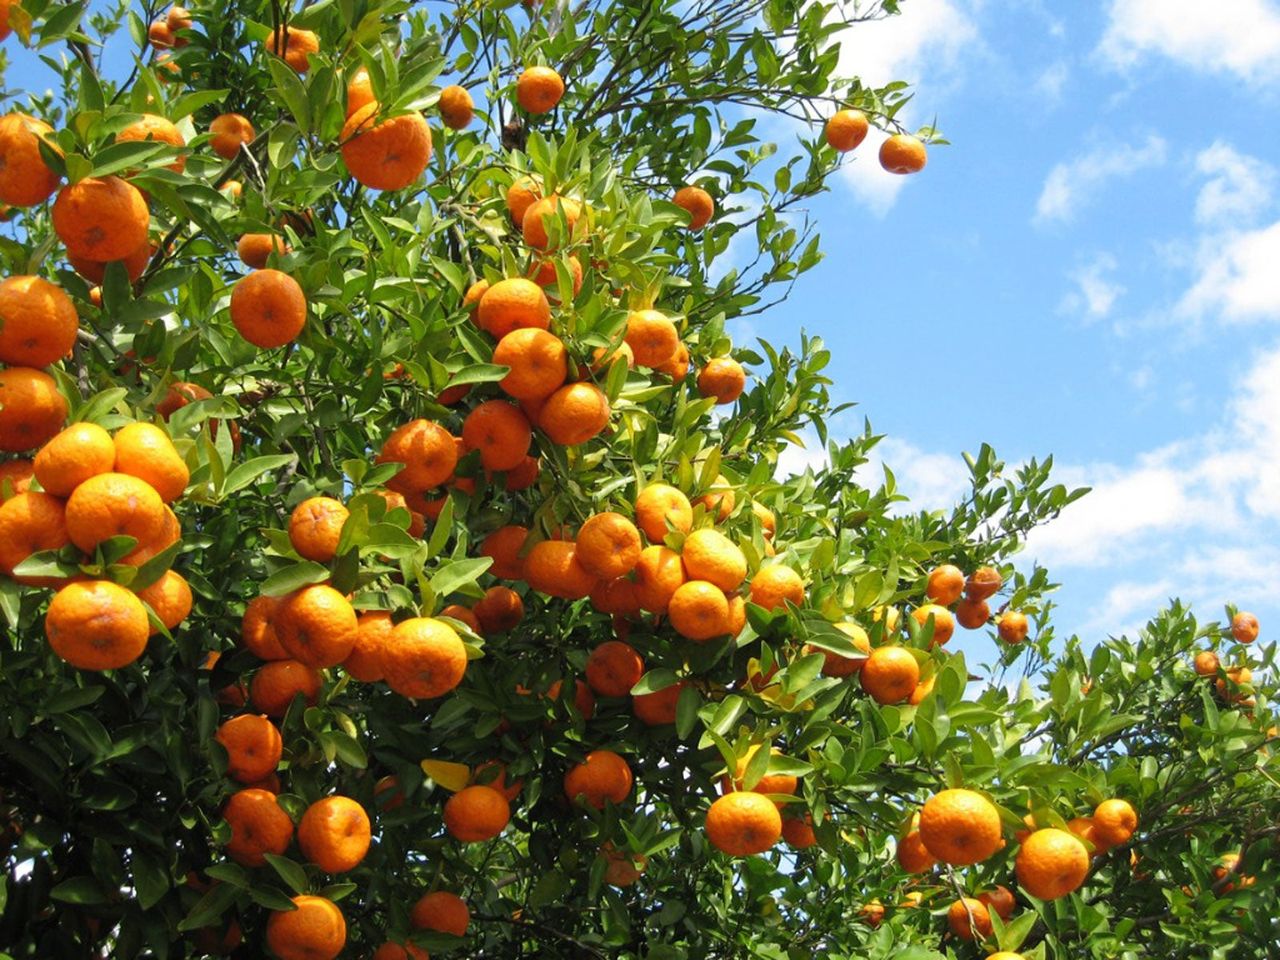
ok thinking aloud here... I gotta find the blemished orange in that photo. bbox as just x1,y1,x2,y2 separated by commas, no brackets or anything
522,194,582,250
444,784,510,842
45,580,150,670
523,539,598,599
288,496,349,562
978,884,1016,920
267,25,320,73
674,185,714,229
681,528,746,591
1015,828,1090,900
859,901,885,926
966,565,1002,600
215,713,283,783
956,596,990,630
997,610,1029,644
633,544,686,613
1194,650,1220,676
668,580,730,641
880,133,927,174
209,113,254,160
382,617,467,698
925,564,964,605
896,830,935,873
860,646,920,704
585,640,644,697
493,328,567,400
912,603,955,645
241,594,289,660
0,113,62,207
824,109,868,152
134,568,193,633
64,471,166,554
346,67,375,117
229,269,307,348
479,524,529,580
32,422,115,496
919,788,1003,866
274,584,357,668
473,585,524,633
0,367,68,453
341,103,432,191
564,749,633,809
1092,798,1138,846
249,659,322,717
298,796,371,873
438,84,474,129
343,610,393,682
236,232,289,269
624,309,679,367
539,382,610,445
635,483,693,542
576,512,642,579
698,357,746,405
115,114,186,172
52,176,150,262
265,895,346,960
633,680,685,725
947,898,992,940
0,459,34,500
1232,611,1259,644
411,890,470,935
112,421,188,503
463,400,532,471
516,65,565,114
705,791,782,856
224,787,294,868
749,564,804,611
0,276,78,368
477,277,551,339
378,418,458,493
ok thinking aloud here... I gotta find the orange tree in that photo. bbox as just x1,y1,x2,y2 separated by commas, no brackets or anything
0,1,1277,958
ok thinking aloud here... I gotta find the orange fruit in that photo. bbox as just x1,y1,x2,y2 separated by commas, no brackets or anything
668,580,730,641
166,5,192,36
471,759,523,801
781,811,818,849
463,400,532,472
288,496,349,562
373,775,405,811
438,84,474,129
590,576,640,617
585,640,644,697
0,367,68,452
224,787,294,868
655,342,690,381
411,890,469,935
346,67,375,117
811,621,870,677
997,610,1029,644
0,276,78,368
956,596,990,630
749,564,804,611
1015,828,1089,900
522,194,582,250
506,176,541,224
602,841,648,885
134,568,193,632
564,749,632,809
0,458,34,500
229,268,306,348
539,382,610,445
896,830,935,873
215,713,283,783
673,185,714,230
63,471,165,555
523,539,598,599
274,584,357,668
911,603,955,645
378,418,458,493
909,675,936,705
925,564,964,605
547,678,596,719
1194,650,1220,676
125,503,181,567
721,745,797,796
697,357,746,405
516,66,565,114
633,681,685,725
241,594,289,660
52,176,149,262
947,898,992,940
695,475,735,521
341,103,432,191
919,788,1003,866
267,25,320,73
473,585,524,633
382,617,467,698
145,18,173,48
859,646,919,704
297,796,371,873
115,114,186,172
112,421,188,503
0,113,62,207
880,133,927,174
576,512,642,579
681,528,746,591
529,252,584,297
477,277,551,339
493,328,567,400
249,659,322,717
1067,816,1103,854
209,113,254,160
373,943,428,960
705,791,781,856
589,339,634,373
343,610,393,682
634,483,693,542
1232,611,1260,644
443,784,510,842
824,109,868,152
965,565,1002,600
624,309,679,367
978,884,1016,920
67,238,153,285
634,544,686,613
1216,664,1252,701
479,525,529,580
32,422,114,497
45,580,149,670
859,901,884,926
1092,798,1137,847
236,233,289,269
265,895,346,960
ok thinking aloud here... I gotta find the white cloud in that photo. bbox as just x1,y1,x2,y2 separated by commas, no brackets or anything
1034,135,1167,225
1033,61,1070,102
1059,253,1124,320
1194,143,1276,225
1176,219,1280,323
1098,0,1280,85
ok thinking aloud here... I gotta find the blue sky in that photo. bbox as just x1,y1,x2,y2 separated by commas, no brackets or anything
762,0,1280,653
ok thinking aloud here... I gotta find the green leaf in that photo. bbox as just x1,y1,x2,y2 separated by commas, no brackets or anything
222,455,296,496
131,852,169,910
260,562,331,597
631,668,680,695
428,557,493,601
262,854,309,895
49,877,108,905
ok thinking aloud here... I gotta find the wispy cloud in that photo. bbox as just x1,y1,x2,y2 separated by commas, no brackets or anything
1034,134,1167,225
1193,142,1277,226
1058,253,1124,320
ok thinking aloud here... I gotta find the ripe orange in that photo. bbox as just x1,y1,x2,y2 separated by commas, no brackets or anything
0,459,34,500
115,114,186,172
0,114,62,207
911,603,955,645
634,544,686,613
346,67,375,117
147,17,176,47
166,5,192,36
63,471,166,555
624,309,679,367
463,400,532,472
378,418,458,493
215,713,283,783
288,496,349,562
493,328,567,400
0,367,68,452
241,594,289,660
602,841,648,884
859,901,884,927
564,749,633,809
925,564,964,605
585,640,644,697
443,784,510,842
209,113,254,160
298,796,371,873
1216,664,1252,702
236,233,289,269
265,895,346,960
681,528,746,591
0,276,78,368
229,269,307,348
673,185,714,230
1232,611,1260,644
411,890,469,936
880,133,927,174
1092,798,1138,847
547,678,596,719
978,884,1016,920
781,811,818,849
635,483,693,542
530,252,584,297
1067,815,1104,854
343,610,393,682
947,898,992,940
275,584,357,668
224,787,294,868
32,422,114,497
373,942,428,960
810,621,870,677
1194,650,1220,676
52,176,149,262
134,568,193,632
516,66,565,114
696,474,735,521
249,659,323,717
341,103,432,191
473,585,524,633
919,788,1003,866
1015,828,1089,900
956,596,990,629
698,357,746,405
668,580,730,641
471,759,523,801
539,382,610,445
896,830,935,873
749,564,804,611
523,539,598,599
633,681,685,725
112,421,188,503
382,617,467,698
576,512,642,579
479,525,529,580
125,502,181,567
997,610,1029,644
522,194,582,250
267,25,320,73
705,791,781,856
591,576,640,617
655,342,691,381
44,580,149,670
506,176,541,224
438,85,474,129
477,277,551,339
824,109,868,152
67,238,153,285
722,745,797,797
966,565,1002,600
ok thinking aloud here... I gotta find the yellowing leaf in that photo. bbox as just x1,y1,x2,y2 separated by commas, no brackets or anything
420,759,472,793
